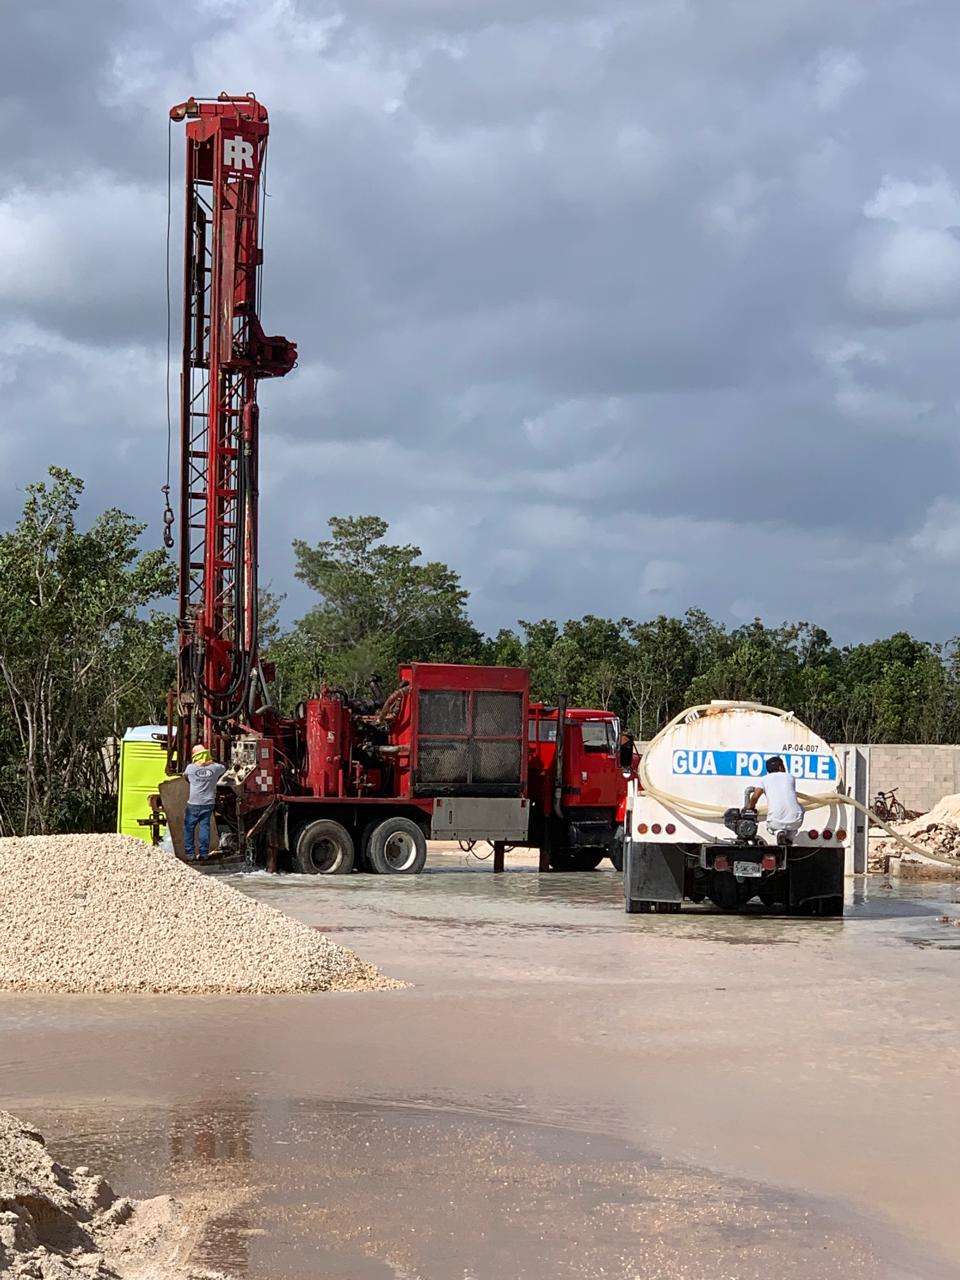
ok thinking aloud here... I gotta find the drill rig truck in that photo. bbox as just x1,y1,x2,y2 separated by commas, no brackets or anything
163,93,626,875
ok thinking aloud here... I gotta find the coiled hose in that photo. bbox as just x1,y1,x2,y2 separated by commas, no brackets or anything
636,701,952,866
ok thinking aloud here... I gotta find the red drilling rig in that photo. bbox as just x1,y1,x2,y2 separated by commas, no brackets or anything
165,93,627,875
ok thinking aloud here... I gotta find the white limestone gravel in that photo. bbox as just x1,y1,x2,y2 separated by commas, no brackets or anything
0,834,399,995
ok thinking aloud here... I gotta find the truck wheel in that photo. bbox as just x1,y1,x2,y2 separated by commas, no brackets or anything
609,847,624,873
356,822,380,873
367,817,427,875
706,871,738,910
295,820,355,875
821,896,844,917
549,849,605,872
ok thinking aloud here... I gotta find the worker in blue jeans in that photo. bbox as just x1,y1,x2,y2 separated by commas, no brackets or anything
183,744,227,861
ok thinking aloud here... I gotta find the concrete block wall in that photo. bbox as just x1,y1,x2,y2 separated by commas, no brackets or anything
851,744,960,815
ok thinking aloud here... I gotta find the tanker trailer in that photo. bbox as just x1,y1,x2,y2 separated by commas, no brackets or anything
624,702,849,917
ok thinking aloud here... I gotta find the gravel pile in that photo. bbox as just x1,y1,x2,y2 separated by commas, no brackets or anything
0,834,399,994
0,1109,228,1278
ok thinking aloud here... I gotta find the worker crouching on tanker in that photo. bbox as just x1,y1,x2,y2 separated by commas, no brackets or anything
183,745,227,862
746,756,804,845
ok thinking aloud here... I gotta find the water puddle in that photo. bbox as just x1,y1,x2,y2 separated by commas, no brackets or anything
3,863,960,1276
36,1097,950,1280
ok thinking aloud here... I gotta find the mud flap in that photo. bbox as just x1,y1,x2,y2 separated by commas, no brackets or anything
787,847,843,907
625,841,685,906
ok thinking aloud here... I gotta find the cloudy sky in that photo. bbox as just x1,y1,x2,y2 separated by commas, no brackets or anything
3,0,960,643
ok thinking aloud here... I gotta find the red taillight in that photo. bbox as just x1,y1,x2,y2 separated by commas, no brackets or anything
822,830,832,841
665,823,676,835
807,829,819,840
714,855,730,872
651,823,662,834
835,829,847,841
761,854,776,871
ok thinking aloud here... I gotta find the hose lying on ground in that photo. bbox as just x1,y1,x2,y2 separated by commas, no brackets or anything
636,701,955,866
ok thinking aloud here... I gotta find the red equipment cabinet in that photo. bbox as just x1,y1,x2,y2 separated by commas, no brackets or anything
397,663,528,798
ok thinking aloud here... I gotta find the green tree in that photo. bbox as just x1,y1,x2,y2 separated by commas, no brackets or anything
835,632,952,744
624,612,719,736
279,515,482,701
0,468,175,835
270,511,960,747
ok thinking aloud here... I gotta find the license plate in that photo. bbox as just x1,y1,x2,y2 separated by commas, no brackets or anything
734,860,762,878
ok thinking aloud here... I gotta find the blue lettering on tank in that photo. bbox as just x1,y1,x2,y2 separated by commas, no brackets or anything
671,749,837,780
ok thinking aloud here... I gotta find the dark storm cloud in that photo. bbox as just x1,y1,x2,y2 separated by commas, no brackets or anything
2,0,959,643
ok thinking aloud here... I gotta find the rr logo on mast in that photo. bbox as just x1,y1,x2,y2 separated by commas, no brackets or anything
223,135,255,171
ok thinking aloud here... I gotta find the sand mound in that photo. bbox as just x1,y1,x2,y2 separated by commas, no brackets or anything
0,1109,230,1278
0,834,399,994
872,793,960,866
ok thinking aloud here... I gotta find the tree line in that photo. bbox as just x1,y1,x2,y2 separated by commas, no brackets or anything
267,513,960,748
1,472,957,835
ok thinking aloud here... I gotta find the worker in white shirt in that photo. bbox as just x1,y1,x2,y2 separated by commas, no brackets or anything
746,756,804,842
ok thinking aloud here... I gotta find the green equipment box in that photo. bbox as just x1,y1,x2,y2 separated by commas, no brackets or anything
117,725,168,842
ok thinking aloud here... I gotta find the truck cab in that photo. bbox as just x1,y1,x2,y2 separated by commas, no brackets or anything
527,705,627,871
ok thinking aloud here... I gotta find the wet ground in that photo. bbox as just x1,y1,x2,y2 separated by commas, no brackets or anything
2,847,960,1278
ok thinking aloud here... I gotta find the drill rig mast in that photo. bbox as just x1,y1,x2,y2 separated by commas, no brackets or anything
168,94,296,773
161,94,618,879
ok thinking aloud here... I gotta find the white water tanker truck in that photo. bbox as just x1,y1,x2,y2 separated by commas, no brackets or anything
624,702,850,917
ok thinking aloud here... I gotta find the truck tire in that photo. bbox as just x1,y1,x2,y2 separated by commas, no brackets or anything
820,895,844,917
295,820,355,875
609,846,624,873
549,849,605,872
367,817,427,875
356,822,379,873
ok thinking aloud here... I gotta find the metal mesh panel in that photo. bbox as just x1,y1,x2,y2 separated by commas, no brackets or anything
416,686,524,793
418,740,469,785
471,739,522,784
474,691,523,737
419,690,468,736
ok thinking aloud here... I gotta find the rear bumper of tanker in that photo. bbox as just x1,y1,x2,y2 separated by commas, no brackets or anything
623,840,845,916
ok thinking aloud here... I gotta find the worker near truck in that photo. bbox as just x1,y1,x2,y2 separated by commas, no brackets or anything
183,745,227,861
746,756,804,841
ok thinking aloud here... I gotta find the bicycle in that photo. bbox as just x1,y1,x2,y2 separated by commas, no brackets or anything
872,789,920,823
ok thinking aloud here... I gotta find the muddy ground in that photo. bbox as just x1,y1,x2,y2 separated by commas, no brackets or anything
2,846,959,1278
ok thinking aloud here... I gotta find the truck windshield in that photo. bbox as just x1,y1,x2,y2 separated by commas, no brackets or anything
581,721,617,754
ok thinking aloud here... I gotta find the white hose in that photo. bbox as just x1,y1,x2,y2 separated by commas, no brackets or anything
636,701,951,865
